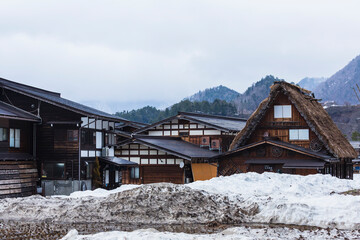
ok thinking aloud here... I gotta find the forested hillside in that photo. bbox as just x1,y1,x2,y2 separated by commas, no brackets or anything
186,85,240,103
116,99,238,124
232,75,284,114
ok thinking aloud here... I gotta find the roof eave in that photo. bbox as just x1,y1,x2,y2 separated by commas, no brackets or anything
2,85,127,123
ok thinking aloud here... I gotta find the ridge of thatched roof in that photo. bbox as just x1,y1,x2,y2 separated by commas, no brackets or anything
229,81,357,159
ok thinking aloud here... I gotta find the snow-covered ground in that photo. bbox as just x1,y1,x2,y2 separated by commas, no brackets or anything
62,227,360,240
1,173,360,239
189,173,360,229
54,172,360,229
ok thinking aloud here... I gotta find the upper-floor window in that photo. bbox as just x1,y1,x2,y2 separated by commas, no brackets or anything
105,133,116,146
274,105,292,118
289,129,309,141
96,131,103,148
0,128,8,142
81,129,96,146
9,128,20,148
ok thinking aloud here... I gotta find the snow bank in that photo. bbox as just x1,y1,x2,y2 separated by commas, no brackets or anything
0,183,256,225
61,226,360,240
189,173,360,229
55,184,139,198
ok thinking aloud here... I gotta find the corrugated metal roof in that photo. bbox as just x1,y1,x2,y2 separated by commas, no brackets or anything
244,158,325,168
99,156,138,166
349,141,360,149
183,114,247,131
133,136,219,160
0,101,40,122
0,77,128,122
221,139,334,160
283,160,325,168
245,158,326,168
135,112,247,134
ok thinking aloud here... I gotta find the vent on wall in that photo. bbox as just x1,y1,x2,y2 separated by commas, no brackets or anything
200,136,210,147
210,139,221,152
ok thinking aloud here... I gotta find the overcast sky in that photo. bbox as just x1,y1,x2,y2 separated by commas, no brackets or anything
0,0,360,112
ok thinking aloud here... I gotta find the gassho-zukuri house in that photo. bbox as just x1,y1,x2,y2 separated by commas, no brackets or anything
217,81,357,179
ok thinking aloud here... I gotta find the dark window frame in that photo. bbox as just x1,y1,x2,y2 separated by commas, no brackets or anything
42,162,66,180
67,130,79,142
0,128,8,142
130,167,140,179
81,129,96,148
9,128,20,148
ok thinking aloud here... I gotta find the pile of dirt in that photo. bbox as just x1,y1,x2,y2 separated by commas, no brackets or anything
339,189,360,196
0,183,258,225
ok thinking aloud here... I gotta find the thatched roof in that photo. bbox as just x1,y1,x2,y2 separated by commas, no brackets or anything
229,81,357,159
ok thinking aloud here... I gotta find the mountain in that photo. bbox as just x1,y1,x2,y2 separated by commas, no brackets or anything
186,85,240,103
325,105,360,140
297,77,326,92
117,75,285,123
314,55,360,105
232,75,284,114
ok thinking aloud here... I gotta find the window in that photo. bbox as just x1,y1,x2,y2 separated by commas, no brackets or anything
179,131,189,137
105,170,109,184
130,167,140,179
0,128,8,141
115,170,119,183
81,129,96,146
42,162,65,179
67,130,78,142
289,129,309,140
96,132,103,148
86,162,93,179
274,105,292,118
9,128,20,148
105,133,116,146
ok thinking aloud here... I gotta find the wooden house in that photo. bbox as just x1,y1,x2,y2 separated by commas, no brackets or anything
0,101,41,198
0,77,135,195
218,81,357,179
115,135,218,184
134,112,247,152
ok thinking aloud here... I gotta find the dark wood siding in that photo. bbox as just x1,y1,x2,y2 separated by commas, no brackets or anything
0,160,37,199
219,144,323,176
142,165,184,184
